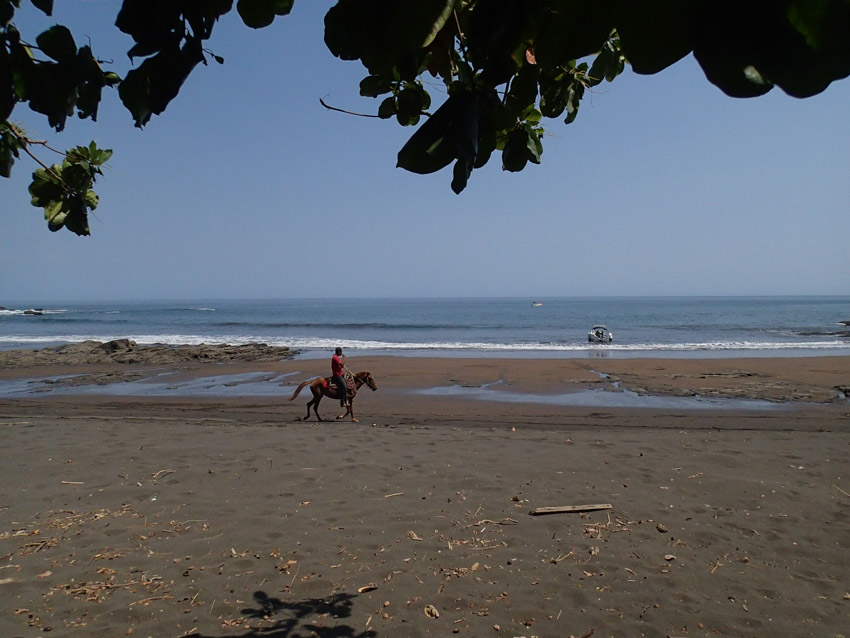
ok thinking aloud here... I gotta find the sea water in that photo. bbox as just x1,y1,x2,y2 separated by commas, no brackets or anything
2,296,849,359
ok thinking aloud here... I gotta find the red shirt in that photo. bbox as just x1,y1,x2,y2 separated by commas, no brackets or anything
332,354,344,376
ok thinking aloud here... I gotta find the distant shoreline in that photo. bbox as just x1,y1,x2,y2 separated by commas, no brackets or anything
1,338,849,361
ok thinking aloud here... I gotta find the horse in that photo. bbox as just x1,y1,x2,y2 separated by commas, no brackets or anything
288,370,377,423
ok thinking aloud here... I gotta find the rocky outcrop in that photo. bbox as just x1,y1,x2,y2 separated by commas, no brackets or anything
0,339,296,368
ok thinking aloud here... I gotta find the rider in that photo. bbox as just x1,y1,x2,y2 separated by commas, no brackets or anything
331,347,347,407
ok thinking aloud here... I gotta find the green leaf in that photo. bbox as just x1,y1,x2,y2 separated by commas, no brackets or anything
588,39,623,86
473,136,494,170
84,189,98,209
538,69,567,119
0,145,15,178
686,2,849,97
533,0,615,69
614,0,696,74
501,128,529,172
59,159,90,187
423,28,456,80
119,42,204,127
754,0,850,97
1,1,15,25
451,158,471,194
0,48,15,120
450,92,478,168
235,0,291,26
392,0,458,50
564,83,583,124
505,61,538,116
521,105,542,124
524,124,542,164
237,0,276,29
692,4,774,98
43,199,64,227
30,0,53,16
359,75,393,98
29,167,64,206
466,0,528,85
784,0,850,94
478,89,515,132
90,146,113,166
396,86,423,125
274,0,294,16
325,0,455,77
33,180,93,236
35,25,76,63
421,0,456,48
19,62,72,131
419,86,432,111
397,94,460,174
62,196,89,235
378,96,395,119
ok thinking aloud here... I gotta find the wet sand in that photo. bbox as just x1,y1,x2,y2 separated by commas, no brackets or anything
1,348,849,637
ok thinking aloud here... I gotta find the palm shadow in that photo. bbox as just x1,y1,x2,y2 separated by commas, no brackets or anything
192,590,377,638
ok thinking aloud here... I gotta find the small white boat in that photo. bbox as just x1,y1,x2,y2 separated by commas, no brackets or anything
531,301,543,307
588,325,613,343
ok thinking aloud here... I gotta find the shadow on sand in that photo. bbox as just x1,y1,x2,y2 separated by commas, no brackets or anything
192,590,377,638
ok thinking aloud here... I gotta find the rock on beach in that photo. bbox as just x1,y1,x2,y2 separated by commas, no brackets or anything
0,339,296,368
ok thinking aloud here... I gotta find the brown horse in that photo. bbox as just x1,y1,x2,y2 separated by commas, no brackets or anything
288,370,377,422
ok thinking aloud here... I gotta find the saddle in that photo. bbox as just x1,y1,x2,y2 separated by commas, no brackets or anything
323,372,356,396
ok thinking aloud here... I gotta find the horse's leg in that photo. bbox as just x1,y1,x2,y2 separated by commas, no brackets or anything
336,395,351,421
335,385,347,420
304,386,324,421
312,394,324,421
337,399,357,423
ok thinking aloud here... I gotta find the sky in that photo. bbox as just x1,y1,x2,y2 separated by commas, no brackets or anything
2,1,849,302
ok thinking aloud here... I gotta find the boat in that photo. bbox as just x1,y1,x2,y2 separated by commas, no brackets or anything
588,325,613,343
531,301,543,307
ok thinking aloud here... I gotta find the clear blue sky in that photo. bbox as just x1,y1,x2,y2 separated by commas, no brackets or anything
3,1,849,301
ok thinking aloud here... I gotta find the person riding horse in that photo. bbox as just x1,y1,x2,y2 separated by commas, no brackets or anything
288,370,378,423
332,347,347,407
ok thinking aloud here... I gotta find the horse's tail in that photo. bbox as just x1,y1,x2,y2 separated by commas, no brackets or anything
288,379,312,401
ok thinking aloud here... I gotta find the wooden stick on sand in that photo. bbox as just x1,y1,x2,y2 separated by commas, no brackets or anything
529,504,613,516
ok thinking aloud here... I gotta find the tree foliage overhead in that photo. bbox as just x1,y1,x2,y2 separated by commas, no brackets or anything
2,0,849,234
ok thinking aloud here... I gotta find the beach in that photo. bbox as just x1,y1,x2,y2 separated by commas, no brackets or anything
1,347,849,637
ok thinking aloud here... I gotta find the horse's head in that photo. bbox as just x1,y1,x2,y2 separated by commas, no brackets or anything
360,371,378,391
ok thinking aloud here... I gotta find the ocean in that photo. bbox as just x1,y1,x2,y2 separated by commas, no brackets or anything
2,296,849,359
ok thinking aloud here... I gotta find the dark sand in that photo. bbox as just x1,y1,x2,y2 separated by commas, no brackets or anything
1,346,848,637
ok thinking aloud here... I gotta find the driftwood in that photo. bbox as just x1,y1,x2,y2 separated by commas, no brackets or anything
529,504,613,516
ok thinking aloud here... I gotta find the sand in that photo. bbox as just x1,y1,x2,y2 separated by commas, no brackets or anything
1,347,849,637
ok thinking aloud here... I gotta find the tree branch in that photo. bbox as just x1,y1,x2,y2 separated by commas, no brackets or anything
319,97,380,118
5,124,67,187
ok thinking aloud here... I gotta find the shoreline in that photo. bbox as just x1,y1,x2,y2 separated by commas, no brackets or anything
1,342,848,407
3,341,850,360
